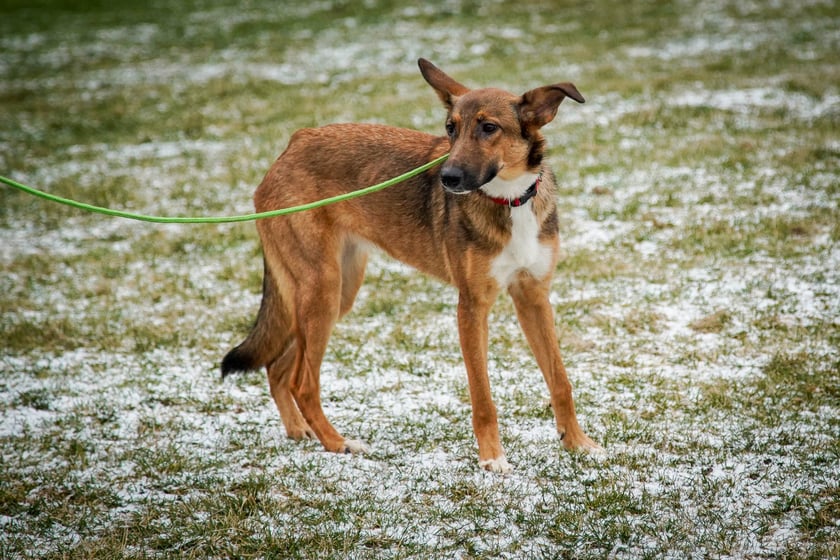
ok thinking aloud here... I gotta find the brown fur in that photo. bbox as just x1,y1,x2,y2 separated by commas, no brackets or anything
222,59,598,472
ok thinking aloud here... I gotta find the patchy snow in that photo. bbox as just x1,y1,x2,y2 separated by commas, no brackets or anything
670,87,840,121
2,0,839,557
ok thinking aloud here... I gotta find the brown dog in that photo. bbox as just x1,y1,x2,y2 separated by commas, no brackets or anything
222,58,599,472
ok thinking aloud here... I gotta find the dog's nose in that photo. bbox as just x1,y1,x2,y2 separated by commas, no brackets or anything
440,167,464,190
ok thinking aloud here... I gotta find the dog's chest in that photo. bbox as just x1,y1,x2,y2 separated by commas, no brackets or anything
490,204,552,286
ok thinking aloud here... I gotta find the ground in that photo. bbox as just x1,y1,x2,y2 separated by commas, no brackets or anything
1,1,838,558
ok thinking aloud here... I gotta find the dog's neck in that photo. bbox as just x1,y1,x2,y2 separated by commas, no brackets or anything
480,172,541,207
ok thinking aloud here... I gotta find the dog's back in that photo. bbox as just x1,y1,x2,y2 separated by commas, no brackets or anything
256,123,459,282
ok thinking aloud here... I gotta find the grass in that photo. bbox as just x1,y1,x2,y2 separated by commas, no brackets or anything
2,0,839,558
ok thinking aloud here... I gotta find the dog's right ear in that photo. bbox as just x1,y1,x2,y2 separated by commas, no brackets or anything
418,58,470,110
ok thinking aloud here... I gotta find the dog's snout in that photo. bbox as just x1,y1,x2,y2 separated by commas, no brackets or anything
440,167,464,190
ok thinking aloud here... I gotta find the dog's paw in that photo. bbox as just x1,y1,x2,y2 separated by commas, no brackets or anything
559,429,603,454
286,426,316,441
479,456,513,474
340,439,370,455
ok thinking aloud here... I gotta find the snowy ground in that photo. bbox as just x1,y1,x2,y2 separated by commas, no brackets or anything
1,1,838,558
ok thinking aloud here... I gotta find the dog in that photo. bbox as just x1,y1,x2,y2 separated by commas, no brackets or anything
221,58,599,472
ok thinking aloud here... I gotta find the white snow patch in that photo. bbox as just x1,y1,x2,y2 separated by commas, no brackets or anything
670,87,840,120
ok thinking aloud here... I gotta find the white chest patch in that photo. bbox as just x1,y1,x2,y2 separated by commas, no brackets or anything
490,203,553,287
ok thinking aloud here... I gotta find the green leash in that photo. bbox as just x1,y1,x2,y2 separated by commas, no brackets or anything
0,153,449,224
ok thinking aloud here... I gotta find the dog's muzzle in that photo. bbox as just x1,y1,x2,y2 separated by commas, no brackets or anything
440,165,495,194
440,167,467,192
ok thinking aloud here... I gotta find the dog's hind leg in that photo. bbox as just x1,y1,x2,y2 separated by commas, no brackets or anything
286,245,368,455
267,341,315,440
508,274,600,452
269,239,365,445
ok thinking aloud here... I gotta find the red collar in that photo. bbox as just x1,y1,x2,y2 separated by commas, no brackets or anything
483,174,541,207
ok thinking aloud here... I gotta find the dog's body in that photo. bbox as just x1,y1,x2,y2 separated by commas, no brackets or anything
222,59,598,472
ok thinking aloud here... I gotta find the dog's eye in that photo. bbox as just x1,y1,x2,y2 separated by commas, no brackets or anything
445,122,456,137
481,122,499,134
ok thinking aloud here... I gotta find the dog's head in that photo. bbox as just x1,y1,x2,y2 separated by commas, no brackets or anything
418,58,584,195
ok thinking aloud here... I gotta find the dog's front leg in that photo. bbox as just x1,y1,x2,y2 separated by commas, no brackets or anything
508,274,600,452
457,289,512,473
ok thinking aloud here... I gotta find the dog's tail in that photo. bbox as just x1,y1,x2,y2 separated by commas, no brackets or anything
221,260,293,377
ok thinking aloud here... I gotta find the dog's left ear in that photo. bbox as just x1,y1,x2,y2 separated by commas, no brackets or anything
519,83,585,129
418,58,470,110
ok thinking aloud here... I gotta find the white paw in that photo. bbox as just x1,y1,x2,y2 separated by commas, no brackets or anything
479,456,513,474
341,439,369,454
